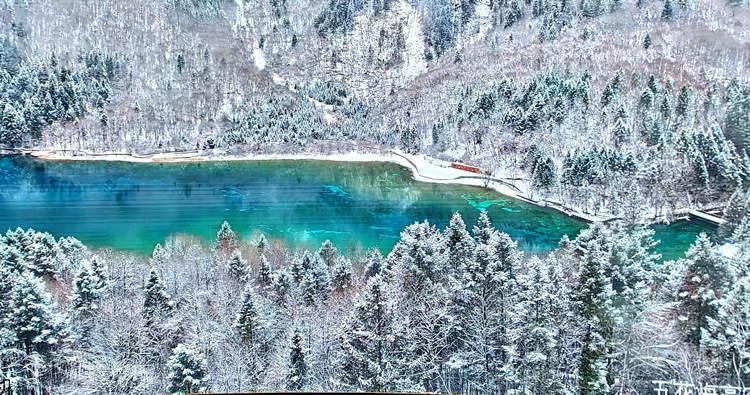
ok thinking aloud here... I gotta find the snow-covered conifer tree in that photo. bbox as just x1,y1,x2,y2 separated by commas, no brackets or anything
336,275,403,391
511,257,564,393
317,239,339,268
271,268,294,302
26,231,59,277
286,329,308,391
704,276,750,385
363,249,385,278
472,212,495,245
452,224,520,391
89,255,108,294
721,188,749,238
676,233,735,345
235,284,266,346
216,221,238,253
143,267,174,325
300,255,332,305
227,249,248,281
291,251,315,283
0,244,24,274
167,343,209,394
444,212,475,273
388,221,447,287
9,273,70,355
574,239,616,395
255,233,268,256
70,263,100,316
258,254,273,286
331,255,353,291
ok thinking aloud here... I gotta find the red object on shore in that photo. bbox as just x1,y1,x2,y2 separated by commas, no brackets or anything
451,163,483,174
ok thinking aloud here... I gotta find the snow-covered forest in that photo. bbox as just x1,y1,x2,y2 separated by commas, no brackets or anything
2,0,750,393
0,211,748,394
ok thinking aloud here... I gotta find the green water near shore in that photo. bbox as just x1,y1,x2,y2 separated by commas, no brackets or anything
0,156,714,260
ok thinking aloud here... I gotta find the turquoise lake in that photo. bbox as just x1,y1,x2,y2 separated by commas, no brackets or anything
0,156,714,260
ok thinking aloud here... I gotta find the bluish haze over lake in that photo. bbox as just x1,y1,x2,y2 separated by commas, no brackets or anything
0,156,714,260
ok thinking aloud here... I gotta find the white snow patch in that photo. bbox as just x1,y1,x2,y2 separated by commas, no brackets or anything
323,112,337,124
233,0,247,30
253,46,266,70
400,1,428,79
271,72,285,86
719,243,739,258
474,0,494,39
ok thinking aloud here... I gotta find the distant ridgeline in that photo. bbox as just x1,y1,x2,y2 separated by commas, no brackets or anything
1,0,749,221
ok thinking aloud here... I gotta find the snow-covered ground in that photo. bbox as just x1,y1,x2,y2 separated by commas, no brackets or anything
719,243,739,258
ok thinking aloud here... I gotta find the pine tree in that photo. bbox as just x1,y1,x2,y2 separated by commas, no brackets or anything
318,239,338,268
331,255,353,291
26,231,59,277
336,276,402,391
151,243,169,266
235,284,266,346
648,75,661,94
89,256,108,294
721,188,749,238
388,221,447,287
143,267,173,325
216,221,238,253
227,249,248,281
176,52,185,74
453,223,522,391
532,157,557,191
643,33,652,49
444,212,475,273
473,212,495,245
258,254,272,286
9,273,69,355
661,0,674,21
575,239,616,395
0,244,25,274
70,263,100,316
676,233,735,345
300,255,332,305
704,276,750,384
291,251,315,283
57,236,87,274
511,257,562,393
255,233,268,255
363,249,385,278
640,89,654,110
287,329,308,391
167,343,209,394
725,79,750,149
0,265,15,322
271,268,294,302
676,86,693,118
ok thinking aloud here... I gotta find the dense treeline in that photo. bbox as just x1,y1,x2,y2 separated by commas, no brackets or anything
422,70,750,216
0,41,120,148
1,210,748,393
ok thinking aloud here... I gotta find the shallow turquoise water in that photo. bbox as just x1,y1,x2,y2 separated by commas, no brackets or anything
0,156,714,259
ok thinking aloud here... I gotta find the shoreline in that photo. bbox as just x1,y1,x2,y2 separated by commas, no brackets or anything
3,148,723,226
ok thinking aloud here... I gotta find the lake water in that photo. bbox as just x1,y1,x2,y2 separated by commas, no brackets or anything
0,156,714,260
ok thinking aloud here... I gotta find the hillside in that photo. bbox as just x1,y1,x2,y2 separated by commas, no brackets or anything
1,0,750,218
